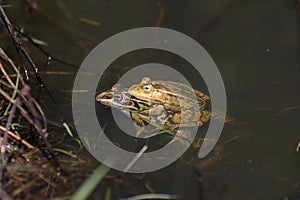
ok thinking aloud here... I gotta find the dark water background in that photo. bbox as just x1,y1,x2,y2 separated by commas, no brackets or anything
3,0,300,199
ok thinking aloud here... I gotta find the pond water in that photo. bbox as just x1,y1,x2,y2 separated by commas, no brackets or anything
4,0,300,199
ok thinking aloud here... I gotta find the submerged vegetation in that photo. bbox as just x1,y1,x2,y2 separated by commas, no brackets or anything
0,3,94,199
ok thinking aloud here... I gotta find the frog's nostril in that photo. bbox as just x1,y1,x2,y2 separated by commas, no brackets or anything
106,94,113,99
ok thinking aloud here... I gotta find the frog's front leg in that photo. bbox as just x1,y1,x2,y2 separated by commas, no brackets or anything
130,112,145,126
129,112,151,137
131,107,166,137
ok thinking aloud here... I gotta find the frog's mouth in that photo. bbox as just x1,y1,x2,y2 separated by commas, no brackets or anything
96,91,136,110
96,91,113,106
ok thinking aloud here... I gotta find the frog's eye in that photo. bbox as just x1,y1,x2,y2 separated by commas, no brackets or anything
143,85,152,93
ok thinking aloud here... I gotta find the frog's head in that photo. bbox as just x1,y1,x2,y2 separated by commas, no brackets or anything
96,85,138,111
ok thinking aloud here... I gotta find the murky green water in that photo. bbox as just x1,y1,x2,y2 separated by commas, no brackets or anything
3,0,300,199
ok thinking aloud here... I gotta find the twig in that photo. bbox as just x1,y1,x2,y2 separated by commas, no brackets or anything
195,170,205,200
18,86,65,174
1,95,20,164
0,48,62,127
0,51,20,88
0,48,25,86
0,125,35,149
155,0,167,27
0,7,56,101
0,49,63,172
124,145,148,172
0,6,32,80
13,25,78,68
0,184,13,200
25,0,98,42
197,0,235,40
296,0,300,55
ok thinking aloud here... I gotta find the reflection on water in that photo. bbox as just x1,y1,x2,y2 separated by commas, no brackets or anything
4,0,300,199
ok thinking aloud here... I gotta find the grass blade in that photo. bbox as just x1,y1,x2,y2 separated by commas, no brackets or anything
71,159,113,200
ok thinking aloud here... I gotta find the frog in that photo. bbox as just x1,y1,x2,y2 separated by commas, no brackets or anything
96,78,211,142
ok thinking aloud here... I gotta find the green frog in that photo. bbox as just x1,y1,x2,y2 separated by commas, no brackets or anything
96,78,211,136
